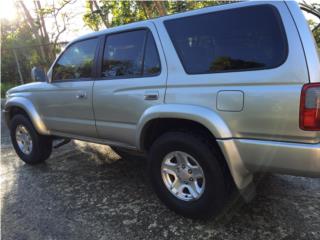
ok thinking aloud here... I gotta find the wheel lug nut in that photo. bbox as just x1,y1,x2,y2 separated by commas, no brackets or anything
182,164,185,169
189,177,193,181
188,169,192,174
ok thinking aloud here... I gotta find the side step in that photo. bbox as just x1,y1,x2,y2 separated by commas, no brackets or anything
53,139,71,149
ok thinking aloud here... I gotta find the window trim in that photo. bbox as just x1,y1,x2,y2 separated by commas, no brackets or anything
52,37,100,83
164,4,289,75
97,27,162,81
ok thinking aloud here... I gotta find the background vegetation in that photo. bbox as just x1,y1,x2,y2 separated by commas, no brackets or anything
1,0,319,98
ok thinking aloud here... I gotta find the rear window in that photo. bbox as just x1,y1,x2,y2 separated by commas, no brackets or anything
102,30,146,78
164,5,288,74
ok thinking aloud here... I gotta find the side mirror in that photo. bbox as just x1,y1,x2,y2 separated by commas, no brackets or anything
31,67,48,82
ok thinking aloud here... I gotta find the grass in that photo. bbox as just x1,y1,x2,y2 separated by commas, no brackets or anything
1,82,18,99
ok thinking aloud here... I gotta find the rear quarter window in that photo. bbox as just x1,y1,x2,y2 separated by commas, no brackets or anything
164,5,288,74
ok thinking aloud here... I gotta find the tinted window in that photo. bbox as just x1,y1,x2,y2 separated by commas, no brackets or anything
102,30,146,77
165,5,287,74
53,38,98,81
143,32,161,76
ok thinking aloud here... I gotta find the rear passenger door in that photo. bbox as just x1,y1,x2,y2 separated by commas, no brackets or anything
93,24,167,147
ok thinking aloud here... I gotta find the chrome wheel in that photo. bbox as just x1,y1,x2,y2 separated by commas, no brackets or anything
161,151,205,201
15,125,33,155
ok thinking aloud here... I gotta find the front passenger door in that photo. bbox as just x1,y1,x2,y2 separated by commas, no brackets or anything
39,38,99,138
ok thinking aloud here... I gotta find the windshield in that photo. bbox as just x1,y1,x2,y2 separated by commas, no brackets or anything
300,1,320,52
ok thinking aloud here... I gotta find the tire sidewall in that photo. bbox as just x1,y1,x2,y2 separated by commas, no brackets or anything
10,114,43,164
148,132,227,218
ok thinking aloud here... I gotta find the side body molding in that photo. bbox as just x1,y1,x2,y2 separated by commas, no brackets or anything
4,97,50,135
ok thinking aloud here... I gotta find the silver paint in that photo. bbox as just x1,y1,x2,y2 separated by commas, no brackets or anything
4,0,320,192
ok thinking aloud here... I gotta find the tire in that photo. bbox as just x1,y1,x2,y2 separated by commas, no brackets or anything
148,131,231,219
10,114,52,164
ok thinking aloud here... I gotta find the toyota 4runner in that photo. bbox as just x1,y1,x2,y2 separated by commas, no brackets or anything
4,1,320,219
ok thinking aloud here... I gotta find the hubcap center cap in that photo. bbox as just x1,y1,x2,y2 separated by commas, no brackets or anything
178,168,191,181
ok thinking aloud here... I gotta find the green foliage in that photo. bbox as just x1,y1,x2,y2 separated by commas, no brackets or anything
301,1,319,48
109,1,146,27
0,82,18,98
1,19,42,85
83,0,222,30
169,1,218,13
309,20,320,49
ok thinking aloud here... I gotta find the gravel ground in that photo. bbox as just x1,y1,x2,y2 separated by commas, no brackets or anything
1,113,320,240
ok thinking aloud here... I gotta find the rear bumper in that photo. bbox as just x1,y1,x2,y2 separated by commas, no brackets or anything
217,138,320,191
235,139,320,177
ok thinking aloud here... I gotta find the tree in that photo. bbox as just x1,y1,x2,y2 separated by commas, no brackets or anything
83,0,230,30
300,1,320,48
16,0,75,65
1,19,40,84
309,20,320,48
84,1,149,30
1,0,74,87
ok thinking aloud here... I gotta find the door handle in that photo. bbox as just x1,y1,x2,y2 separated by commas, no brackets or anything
144,91,159,100
76,91,87,99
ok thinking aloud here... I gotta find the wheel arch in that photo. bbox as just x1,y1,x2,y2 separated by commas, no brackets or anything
136,104,253,191
136,104,232,151
4,97,50,135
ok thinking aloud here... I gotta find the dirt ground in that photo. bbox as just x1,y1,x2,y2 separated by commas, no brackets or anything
1,113,320,240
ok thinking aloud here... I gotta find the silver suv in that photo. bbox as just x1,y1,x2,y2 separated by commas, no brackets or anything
4,1,320,219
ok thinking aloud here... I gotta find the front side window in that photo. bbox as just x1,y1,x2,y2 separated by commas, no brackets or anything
165,5,288,74
101,29,161,78
53,38,98,81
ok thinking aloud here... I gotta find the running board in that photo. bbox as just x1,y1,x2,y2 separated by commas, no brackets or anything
53,139,71,149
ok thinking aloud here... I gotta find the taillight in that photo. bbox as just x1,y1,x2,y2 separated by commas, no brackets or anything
300,83,320,131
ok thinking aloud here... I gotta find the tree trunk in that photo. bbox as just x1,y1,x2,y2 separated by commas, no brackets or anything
12,49,24,84
89,1,100,31
92,0,109,28
35,1,52,60
139,1,153,19
18,1,48,65
155,1,167,16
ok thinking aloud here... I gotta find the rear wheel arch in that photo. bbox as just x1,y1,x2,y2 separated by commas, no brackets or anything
140,118,218,151
140,118,236,188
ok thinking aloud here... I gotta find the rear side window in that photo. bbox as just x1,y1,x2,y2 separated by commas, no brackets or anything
165,5,288,74
101,30,161,78
53,38,98,81
143,32,161,76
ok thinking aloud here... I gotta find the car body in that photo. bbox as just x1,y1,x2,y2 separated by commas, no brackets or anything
4,0,320,218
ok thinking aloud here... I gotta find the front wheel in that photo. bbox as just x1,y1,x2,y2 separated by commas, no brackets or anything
10,114,52,164
148,131,231,219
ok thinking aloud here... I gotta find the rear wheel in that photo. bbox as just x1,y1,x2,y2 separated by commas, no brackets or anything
148,131,231,219
10,114,52,164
